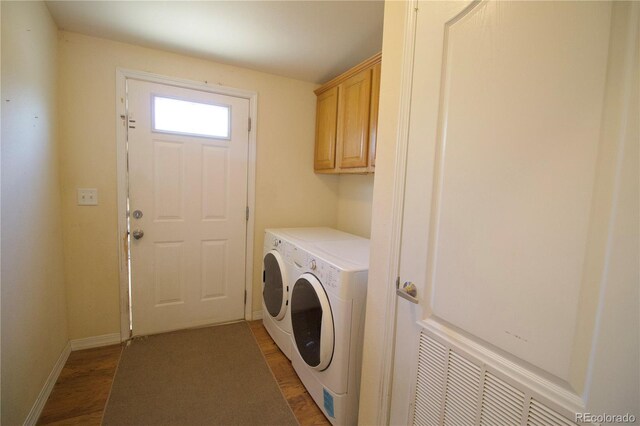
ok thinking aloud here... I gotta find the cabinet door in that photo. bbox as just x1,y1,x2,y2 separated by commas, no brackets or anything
369,62,381,168
314,87,339,170
337,68,372,169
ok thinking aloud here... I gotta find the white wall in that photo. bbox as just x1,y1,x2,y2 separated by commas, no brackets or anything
57,31,339,339
1,2,69,424
336,174,374,238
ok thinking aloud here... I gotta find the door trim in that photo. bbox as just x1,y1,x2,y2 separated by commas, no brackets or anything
369,2,419,424
115,68,258,340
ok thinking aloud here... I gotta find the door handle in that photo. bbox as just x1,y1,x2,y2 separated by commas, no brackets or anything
132,229,144,240
396,281,419,304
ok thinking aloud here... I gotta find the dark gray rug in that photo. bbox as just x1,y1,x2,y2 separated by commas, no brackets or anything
102,322,298,425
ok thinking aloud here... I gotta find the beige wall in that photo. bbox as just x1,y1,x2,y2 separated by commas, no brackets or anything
358,1,408,423
1,2,69,424
336,174,374,238
58,31,339,338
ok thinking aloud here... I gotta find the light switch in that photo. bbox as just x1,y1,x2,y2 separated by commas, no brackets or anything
77,188,98,206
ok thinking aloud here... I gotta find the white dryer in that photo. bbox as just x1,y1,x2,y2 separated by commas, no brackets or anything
276,227,360,245
288,238,370,425
262,228,361,360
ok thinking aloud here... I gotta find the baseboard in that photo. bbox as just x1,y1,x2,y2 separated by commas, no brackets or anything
252,310,263,321
70,333,122,351
24,342,72,426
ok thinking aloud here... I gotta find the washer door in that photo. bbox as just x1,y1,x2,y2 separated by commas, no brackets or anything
290,273,334,371
263,250,288,320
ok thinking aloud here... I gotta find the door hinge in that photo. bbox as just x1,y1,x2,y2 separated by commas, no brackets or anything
244,290,247,304
122,114,130,141
246,206,249,221
396,276,400,289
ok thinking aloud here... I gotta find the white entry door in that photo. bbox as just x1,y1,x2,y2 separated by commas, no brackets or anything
390,1,638,424
127,79,250,336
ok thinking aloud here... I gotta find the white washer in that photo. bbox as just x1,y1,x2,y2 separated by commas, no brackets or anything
288,237,370,425
262,228,361,359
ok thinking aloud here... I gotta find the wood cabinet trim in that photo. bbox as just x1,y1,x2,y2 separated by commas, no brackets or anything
314,52,382,96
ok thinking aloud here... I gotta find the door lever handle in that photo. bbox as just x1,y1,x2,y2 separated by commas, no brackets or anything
396,281,419,304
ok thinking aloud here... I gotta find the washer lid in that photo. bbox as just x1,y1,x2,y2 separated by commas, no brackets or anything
290,273,334,371
263,250,288,320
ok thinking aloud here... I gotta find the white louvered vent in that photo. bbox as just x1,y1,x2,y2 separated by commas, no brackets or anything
527,399,577,426
480,372,524,426
412,332,579,426
443,351,481,425
413,336,447,425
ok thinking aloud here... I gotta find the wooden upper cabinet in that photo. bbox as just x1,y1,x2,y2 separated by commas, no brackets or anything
337,68,372,169
314,87,339,170
314,53,381,174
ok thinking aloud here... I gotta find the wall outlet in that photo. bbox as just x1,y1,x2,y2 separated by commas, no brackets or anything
77,188,98,206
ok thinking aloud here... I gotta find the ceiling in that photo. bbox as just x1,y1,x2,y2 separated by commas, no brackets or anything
45,1,384,84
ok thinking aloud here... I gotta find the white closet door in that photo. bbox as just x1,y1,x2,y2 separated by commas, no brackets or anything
390,1,637,423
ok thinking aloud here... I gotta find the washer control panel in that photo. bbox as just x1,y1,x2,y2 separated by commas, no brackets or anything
265,233,293,260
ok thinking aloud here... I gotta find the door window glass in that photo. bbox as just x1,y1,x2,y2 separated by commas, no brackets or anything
291,278,323,367
152,96,230,139
263,253,284,317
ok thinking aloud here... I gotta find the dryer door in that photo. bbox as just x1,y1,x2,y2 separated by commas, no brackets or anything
290,273,334,371
262,250,288,320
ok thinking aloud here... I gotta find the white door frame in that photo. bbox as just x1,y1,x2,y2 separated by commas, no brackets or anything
369,2,419,424
115,68,258,340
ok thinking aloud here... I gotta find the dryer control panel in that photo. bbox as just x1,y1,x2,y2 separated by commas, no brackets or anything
320,261,340,290
291,245,341,291
311,257,340,290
